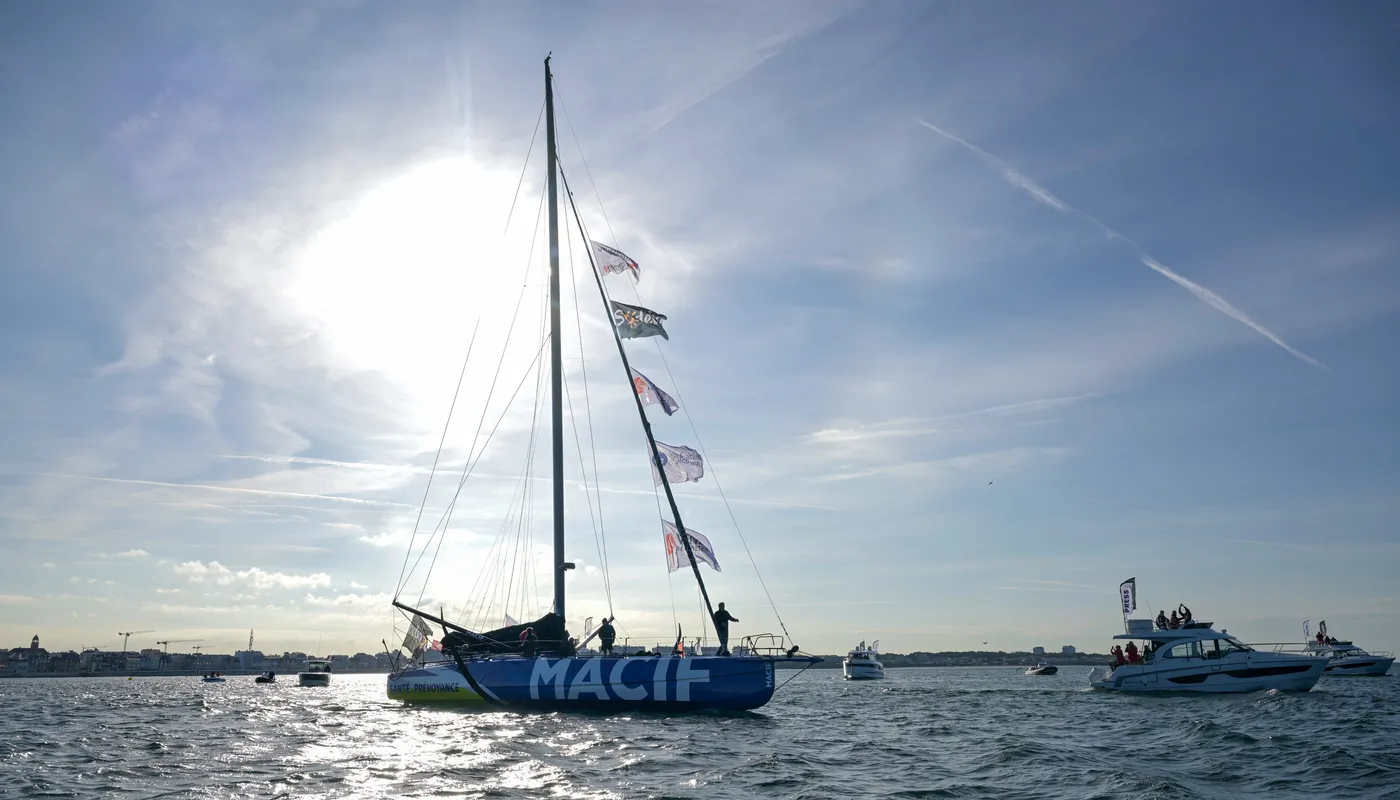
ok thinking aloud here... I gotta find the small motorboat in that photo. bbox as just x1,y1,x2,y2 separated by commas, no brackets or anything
842,641,885,680
1026,663,1058,675
298,659,332,687
201,672,226,683
254,671,277,684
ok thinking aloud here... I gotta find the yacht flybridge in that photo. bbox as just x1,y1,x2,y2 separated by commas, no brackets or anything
384,57,819,711
1090,579,1325,693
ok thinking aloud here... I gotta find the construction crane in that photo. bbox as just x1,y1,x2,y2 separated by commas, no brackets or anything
157,638,203,653
117,630,154,653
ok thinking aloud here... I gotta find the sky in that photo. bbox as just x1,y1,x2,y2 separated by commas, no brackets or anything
2,0,1398,658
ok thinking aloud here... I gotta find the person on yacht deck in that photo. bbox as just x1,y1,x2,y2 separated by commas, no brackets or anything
1125,641,1141,664
1179,604,1194,625
1169,610,1181,629
1112,645,1126,666
1156,610,1169,630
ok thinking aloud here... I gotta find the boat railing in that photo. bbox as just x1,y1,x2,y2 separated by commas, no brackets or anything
1258,642,1324,656
740,633,791,658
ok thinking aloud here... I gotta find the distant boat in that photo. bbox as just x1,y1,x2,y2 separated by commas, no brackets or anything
201,672,225,683
1025,663,1058,676
842,641,884,680
1304,621,1394,676
255,671,277,684
298,660,331,687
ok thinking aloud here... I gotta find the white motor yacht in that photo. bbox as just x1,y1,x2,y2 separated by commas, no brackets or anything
1304,640,1395,676
1025,663,1058,676
842,641,884,680
1090,619,1326,693
298,659,332,687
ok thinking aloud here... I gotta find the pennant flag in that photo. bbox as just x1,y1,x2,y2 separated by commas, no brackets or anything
504,613,518,628
663,520,721,573
583,617,594,640
631,368,678,415
412,615,434,637
612,301,669,340
1119,577,1136,615
431,639,442,651
592,241,640,283
651,441,704,485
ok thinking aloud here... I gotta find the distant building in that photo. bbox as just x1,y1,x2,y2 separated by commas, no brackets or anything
236,650,265,670
1061,645,1076,655
1032,646,1046,656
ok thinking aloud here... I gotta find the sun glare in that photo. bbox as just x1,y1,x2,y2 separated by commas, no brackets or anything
287,157,549,434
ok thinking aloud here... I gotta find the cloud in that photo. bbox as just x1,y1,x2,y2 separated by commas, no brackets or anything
807,393,1102,447
172,560,330,590
915,117,1326,369
42,562,56,569
91,549,150,559
0,594,36,604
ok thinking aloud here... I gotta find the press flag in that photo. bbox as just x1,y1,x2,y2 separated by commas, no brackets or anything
592,241,640,282
1119,577,1136,615
631,368,678,415
663,520,721,573
651,441,704,485
612,301,669,340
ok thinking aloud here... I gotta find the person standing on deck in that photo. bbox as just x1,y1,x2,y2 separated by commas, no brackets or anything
598,617,616,656
712,602,738,656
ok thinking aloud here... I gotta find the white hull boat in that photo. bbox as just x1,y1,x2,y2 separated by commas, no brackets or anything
842,642,884,680
1092,580,1325,693
1305,640,1394,677
298,659,332,687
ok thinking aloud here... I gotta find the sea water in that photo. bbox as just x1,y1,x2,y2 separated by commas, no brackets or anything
2,667,1396,798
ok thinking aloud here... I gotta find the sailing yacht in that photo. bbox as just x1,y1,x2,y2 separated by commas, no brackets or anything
385,57,819,710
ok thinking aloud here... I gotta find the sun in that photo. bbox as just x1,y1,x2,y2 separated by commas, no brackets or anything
286,156,550,433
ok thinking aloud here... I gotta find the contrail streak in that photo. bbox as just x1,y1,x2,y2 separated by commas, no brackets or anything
30,472,417,508
915,117,1326,369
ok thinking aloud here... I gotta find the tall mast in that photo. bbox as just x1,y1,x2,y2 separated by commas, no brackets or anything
545,56,567,623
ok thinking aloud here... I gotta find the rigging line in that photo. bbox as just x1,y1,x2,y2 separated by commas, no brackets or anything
468,290,548,628
394,317,481,599
647,345,796,643
555,155,793,645
559,161,717,636
563,215,614,613
410,333,551,605
408,178,548,600
555,84,621,248
504,98,547,235
554,162,711,633
507,287,550,624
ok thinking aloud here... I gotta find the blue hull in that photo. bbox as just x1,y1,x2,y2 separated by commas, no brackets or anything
388,655,787,710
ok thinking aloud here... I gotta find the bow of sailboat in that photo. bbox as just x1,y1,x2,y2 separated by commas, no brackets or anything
384,56,819,711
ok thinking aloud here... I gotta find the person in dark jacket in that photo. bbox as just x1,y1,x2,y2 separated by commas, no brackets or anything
598,617,616,656
1156,610,1169,630
712,602,738,656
